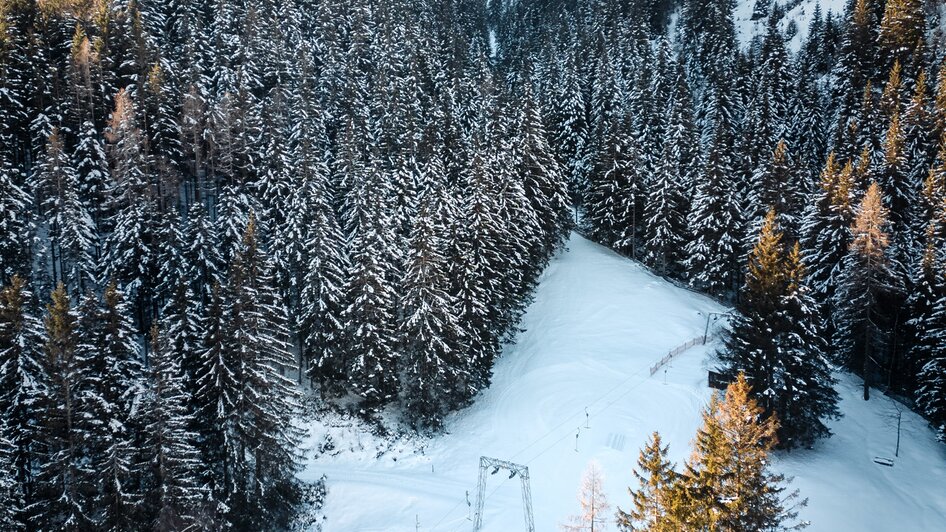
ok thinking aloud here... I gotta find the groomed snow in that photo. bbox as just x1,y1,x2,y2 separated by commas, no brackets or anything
299,233,946,531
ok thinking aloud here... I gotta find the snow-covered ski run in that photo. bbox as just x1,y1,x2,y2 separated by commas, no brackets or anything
300,233,946,531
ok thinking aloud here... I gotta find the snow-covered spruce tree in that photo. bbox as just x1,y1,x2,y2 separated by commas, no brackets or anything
747,140,803,243
299,175,348,394
452,141,505,396
831,0,879,133
917,262,946,441
776,242,840,447
32,284,91,531
193,281,230,526
74,283,145,531
0,424,22,530
643,60,698,278
141,325,206,531
217,215,303,530
0,152,32,283
0,275,45,527
515,82,572,262
616,432,677,532
341,149,401,415
400,185,469,429
877,0,925,77
183,202,223,307
73,118,111,230
103,88,158,327
35,129,97,296
685,124,743,299
585,116,643,258
877,109,918,270
721,210,838,448
834,182,904,400
800,154,858,337
551,49,590,204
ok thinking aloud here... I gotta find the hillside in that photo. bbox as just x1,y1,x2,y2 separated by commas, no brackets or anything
299,233,946,531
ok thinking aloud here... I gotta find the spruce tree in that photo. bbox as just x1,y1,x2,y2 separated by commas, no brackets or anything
0,275,45,527
141,326,206,532
616,432,677,532
76,283,144,531
400,188,469,428
0,153,32,283
32,284,91,531
685,125,743,298
219,215,303,530
585,117,643,258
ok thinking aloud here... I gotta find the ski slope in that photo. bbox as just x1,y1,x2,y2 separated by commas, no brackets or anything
298,233,946,531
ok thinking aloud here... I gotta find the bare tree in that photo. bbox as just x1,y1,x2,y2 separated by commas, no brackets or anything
562,461,611,532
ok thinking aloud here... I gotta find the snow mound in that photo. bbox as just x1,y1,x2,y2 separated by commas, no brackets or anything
298,233,946,531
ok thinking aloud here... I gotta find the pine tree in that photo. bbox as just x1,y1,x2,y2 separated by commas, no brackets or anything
835,182,903,400
616,432,676,532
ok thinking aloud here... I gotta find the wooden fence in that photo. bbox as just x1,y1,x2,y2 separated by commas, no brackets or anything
649,335,711,376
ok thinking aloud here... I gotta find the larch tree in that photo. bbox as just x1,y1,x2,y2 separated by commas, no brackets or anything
835,182,903,400
676,374,806,531
562,461,611,532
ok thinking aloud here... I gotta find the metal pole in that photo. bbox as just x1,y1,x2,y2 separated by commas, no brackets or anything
895,414,901,457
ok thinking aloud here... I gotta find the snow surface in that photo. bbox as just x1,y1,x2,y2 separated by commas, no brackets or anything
299,233,946,531
735,0,848,52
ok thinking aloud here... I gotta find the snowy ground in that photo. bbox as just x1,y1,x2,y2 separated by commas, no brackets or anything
298,233,946,531
734,0,847,52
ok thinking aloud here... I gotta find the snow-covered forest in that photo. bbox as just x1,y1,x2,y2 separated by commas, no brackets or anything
1,0,946,530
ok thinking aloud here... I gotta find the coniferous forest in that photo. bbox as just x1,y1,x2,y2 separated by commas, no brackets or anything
1,0,946,530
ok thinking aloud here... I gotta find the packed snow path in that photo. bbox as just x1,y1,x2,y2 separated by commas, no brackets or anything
299,233,946,531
